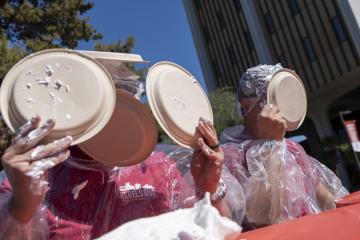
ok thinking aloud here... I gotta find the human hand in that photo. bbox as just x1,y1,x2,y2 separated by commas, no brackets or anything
1,115,72,223
316,183,335,210
256,104,287,141
191,119,224,193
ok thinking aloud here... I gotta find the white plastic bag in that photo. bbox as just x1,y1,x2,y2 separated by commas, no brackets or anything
97,193,242,240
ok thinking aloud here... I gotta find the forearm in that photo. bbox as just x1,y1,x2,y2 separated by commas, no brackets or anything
316,183,335,210
0,194,49,240
0,190,48,239
0,194,31,239
8,195,40,224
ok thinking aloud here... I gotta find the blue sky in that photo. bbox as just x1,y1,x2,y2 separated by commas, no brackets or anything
78,0,207,91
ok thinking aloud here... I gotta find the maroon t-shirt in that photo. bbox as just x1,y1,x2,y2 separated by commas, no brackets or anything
0,151,184,239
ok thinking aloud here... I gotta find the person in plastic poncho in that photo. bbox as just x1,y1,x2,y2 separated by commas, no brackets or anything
220,64,349,229
0,89,245,238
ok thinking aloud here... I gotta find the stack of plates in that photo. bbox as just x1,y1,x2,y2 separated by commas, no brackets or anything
0,49,116,145
0,49,158,166
79,89,158,166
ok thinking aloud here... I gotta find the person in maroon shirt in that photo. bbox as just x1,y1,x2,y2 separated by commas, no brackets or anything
0,114,246,239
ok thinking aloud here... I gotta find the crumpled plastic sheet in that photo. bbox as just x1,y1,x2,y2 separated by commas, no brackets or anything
96,193,242,240
96,58,144,99
113,79,144,100
220,125,349,228
0,185,49,240
237,63,283,117
0,144,246,239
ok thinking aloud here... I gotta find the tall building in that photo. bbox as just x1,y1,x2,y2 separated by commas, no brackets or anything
184,0,360,158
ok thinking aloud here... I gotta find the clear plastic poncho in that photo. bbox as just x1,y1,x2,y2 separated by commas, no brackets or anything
220,125,348,228
0,144,245,240
228,63,349,228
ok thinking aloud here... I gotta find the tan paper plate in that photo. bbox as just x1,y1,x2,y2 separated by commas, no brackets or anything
0,49,116,145
267,69,307,131
79,89,158,166
146,62,213,148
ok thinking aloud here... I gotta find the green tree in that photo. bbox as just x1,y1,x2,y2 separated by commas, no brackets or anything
209,88,243,137
0,35,26,81
0,0,103,81
0,0,102,52
95,38,135,54
95,37,145,77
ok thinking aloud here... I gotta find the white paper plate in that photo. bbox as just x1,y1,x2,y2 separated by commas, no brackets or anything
0,49,116,145
146,62,213,148
267,69,307,131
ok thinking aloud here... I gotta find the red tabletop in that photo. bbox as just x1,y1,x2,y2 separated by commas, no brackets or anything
336,191,360,207
228,192,360,240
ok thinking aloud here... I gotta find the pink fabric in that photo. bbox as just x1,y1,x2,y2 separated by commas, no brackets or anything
0,151,184,239
286,140,320,190
284,141,315,217
223,139,319,196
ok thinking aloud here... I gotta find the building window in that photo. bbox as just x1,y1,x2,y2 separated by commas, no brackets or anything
203,26,211,42
244,31,255,50
302,37,316,62
212,60,221,80
276,54,287,67
287,0,300,16
217,11,226,30
227,46,237,65
264,12,275,34
194,0,201,10
331,16,347,43
233,0,242,12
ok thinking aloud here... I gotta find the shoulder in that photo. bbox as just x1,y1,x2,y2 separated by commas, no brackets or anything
285,139,307,155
